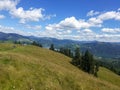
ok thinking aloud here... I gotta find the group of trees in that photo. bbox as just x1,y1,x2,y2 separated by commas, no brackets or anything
49,44,73,58
98,60,120,75
72,48,99,77
14,41,22,44
49,44,99,77
59,47,73,58
32,41,42,47
14,40,42,47
49,44,54,51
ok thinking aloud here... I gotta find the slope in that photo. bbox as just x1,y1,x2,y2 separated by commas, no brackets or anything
0,43,120,90
98,67,120,87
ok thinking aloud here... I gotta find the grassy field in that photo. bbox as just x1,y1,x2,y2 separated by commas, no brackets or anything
0,43,120,90
98,67,120,87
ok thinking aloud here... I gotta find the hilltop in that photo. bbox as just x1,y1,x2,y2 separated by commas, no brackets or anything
0,43,120,90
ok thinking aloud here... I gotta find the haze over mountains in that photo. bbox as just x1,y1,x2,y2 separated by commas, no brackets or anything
0,32,120,59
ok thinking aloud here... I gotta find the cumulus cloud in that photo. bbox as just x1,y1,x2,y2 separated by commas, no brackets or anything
46,10,120,33
88,10,120,24
102,28,120,33
88,17,102,27
87,10,120,29
87,10,100,17
0,24,120,42
44,11,120,42
44,14,56,20
118,8,120,11
83,29,93,33
95,34,120,42
0,25,28,36
45,16,99,32
25,25,42,30
0,0,18,10
0,0,54,23
98,11,120,21
11,7,44,23
0,1,120,42
0,14,5,19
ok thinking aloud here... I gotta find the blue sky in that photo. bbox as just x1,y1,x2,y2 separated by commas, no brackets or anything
0,0,120,42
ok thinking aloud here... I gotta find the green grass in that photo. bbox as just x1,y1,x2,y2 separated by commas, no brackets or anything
98,67,120,87
0,43,120,90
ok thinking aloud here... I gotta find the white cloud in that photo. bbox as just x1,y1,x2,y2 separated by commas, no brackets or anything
98,11,120,21
10,7,44,23
45,16,96,31
95,34,120,42
0,24,120,42
0,2,120,42
0,0,18,10
59,17,91,29
0,25,28,36
87,10,99,17
44,14,56,20
88,10,120,24
26,25,42,30
83,29,93,33
87,10,120,28
102,28,120,33
44,14,120,42
118,8,120,11
88,17,102,27
44,9,120,42
0,14,5,19
0,0,54,23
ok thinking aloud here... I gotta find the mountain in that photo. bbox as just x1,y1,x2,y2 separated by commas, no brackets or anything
80,42,120,59
0,43,120,90
28,36,81,48
0,32,120,59
0,32,31,42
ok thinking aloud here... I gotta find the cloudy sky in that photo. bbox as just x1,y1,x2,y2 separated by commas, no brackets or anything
0,0,120,42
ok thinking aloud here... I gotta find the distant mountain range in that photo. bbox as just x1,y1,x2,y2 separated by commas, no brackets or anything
0,32,31,42
0,32,120,59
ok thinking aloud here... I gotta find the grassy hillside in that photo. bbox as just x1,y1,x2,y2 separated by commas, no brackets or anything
98,67,120,87
0,43,120,90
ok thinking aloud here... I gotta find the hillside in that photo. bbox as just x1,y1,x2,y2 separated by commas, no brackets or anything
80,42,120,59
1,32,120,59
0,43,120,90
0,32,31,43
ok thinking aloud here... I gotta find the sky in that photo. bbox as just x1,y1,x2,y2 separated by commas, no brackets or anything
0,0,120,42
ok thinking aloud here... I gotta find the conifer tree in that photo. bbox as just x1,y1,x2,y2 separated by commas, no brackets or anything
49,44,54,51
72,47,81,66
81,50,95,74
94,62,99,77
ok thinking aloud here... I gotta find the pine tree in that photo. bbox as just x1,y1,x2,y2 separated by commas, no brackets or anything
32,41,42,47
89,54,95,74
81,50,95,74
72,47,81,67
49,44,54,51
94,62,99,77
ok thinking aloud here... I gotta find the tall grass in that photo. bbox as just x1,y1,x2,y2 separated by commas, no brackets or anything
0,43,119,90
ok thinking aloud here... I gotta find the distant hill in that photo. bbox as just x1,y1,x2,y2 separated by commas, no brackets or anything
0,32,31,42
80,42,120,59
0,32,120,59
0,43,120,90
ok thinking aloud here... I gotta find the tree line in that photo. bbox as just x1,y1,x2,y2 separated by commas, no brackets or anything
71,48,99,77
14,41,42,47
98,60,120,75
49,44,99,77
